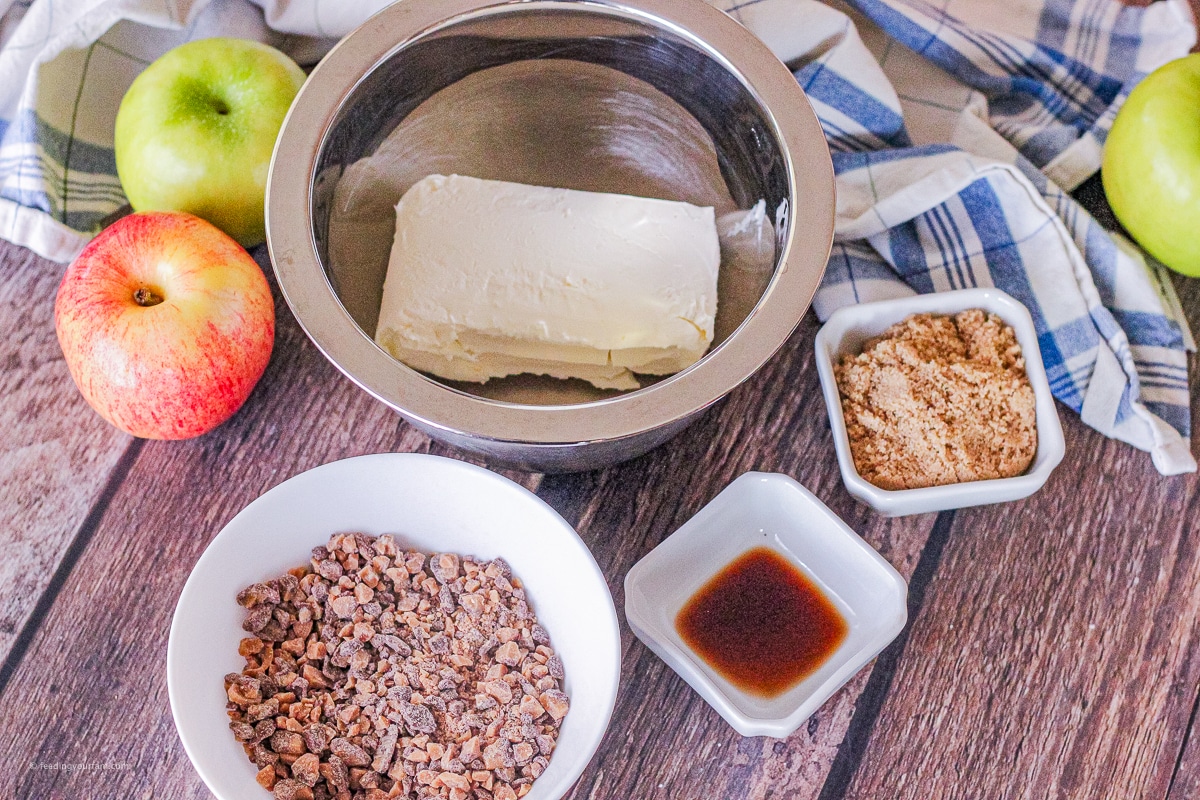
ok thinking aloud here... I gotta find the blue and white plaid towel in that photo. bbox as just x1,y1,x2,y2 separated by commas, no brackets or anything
1,0,1195,473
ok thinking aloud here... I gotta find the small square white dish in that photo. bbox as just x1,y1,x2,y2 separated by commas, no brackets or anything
624,472,907,738
814,288,1066,517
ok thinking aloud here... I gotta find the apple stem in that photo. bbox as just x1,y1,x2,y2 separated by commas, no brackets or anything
133,287,164,307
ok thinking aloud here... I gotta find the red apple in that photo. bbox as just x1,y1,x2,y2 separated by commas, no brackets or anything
55,212,275,439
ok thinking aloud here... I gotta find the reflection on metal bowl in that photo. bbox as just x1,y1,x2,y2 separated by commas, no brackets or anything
266,0,834,472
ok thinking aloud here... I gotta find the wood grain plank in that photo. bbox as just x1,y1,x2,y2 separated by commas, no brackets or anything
1169,698,1200,798
0,248,537,800
0,5,1196,800
537,313,939,800
1163,272,1200,800
840,276,1200,800
0,261,937,800
0,240,134,663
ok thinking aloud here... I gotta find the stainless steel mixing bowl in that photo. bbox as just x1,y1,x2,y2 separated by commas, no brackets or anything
267,0,835,473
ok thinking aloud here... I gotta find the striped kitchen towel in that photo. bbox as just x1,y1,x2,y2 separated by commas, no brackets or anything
720,0,1197,475
0,0,1195,473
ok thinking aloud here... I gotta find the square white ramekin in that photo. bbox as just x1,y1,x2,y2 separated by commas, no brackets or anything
813,288,1066,517
624,472,907,738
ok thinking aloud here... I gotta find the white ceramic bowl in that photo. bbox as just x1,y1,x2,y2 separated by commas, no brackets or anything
167,453,620,800
814,288,1066,517
624,472,907,738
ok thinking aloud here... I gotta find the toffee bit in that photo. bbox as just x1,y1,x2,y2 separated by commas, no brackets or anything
401,702,437,735
329,737,371,767
272,778,312,800
242,604,274,633
230,721,256,742
291,752,320,787
302,723,334,754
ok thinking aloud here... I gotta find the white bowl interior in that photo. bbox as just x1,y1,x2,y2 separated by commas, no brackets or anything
813,288,1066,516
624,473,906,736
168,453,620,800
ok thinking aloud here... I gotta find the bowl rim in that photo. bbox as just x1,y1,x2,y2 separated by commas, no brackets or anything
266,0,835,446
623,471,908,737
166,452,622,800
812,287,1067,516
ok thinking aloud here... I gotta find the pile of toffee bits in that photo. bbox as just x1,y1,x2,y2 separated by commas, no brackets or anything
225,532,569,800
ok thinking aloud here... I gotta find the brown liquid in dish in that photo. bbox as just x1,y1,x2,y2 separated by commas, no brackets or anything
675,546,848,698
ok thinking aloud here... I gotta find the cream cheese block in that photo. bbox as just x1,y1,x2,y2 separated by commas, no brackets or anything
374,174,720,390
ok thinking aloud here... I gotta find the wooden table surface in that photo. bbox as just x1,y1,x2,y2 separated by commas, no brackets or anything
3,62,1200,800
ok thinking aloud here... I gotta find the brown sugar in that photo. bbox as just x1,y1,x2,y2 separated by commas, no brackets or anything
834,309,1038,491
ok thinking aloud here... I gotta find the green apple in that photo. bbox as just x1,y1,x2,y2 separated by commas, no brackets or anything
114,38,305,247
1102,54,1200,278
